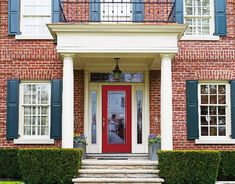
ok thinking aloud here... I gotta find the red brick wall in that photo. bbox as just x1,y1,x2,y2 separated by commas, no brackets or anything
149,71,161,135
74,70,84,134
171,0,235,150
0,0,63,148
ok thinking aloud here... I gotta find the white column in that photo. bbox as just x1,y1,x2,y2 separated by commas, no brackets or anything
62,54,74,148
160,54,173,150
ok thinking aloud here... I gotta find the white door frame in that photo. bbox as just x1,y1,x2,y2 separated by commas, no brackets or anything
85,71,149,153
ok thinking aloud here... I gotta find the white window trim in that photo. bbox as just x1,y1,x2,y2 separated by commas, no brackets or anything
196,82,234,144
15,34,53,40
14,81,54,144
16,0,53,40
182,0,218,41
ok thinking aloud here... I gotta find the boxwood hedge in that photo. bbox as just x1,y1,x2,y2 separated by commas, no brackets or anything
218,151,235,181
18,148,82,184
0,149,20,179
158,150,220,184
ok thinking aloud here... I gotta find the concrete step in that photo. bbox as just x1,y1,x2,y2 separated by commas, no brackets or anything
86,153,148,160
81,160,158,170
73,177,164,184
79,169,160,178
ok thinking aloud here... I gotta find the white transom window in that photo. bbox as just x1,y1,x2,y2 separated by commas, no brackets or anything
198,83,230,140
20,0,51,36
184,0,214,36
19,83,51,138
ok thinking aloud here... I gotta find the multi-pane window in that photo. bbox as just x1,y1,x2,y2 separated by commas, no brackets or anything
184,0,213,35
21,0,51,35
21,83,51,137
199,84,228,137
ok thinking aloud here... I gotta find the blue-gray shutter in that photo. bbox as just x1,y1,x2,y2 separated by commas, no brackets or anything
90,0,100,22
175,0,183,24
8,0,20,35
50,80,62,139
186,80,199,140
214,0,227,36
52,0,60,22
230,80,235,139
133,0,144,22
6,80,20,140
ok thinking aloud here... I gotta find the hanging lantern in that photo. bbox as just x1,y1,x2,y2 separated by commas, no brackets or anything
113,58,122,81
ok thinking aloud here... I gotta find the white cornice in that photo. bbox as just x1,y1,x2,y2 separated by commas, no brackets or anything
47,23,188,40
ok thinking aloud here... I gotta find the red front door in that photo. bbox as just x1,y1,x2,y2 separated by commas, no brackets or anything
102,86,132,153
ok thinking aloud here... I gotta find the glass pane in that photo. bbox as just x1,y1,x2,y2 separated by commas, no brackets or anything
201,95,208,104
24,84,31,93
41,107,49,115
41,126,49,135
218,95,226,104
219,127,226,136
201,116,208,125
201,106,208,115
24,107,31,114
24,94,31,104
90,73,144,83
218,85,226,94
218,106,225,115
137,91,143,144
210,95,217,104
209,106,217,115
90,91,97,144
32,94,37,104
210,127,217,136
32,126,36,135
209,85,217,94
24,116,31,126
24,126,31,135
201,127,208,136
209,116,217,125
32,116,36,125
41,116,48,126
218,116,226,125
108,91,126,144
201,85,208,94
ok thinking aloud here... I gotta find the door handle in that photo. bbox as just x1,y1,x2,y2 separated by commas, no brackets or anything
102,118,105,127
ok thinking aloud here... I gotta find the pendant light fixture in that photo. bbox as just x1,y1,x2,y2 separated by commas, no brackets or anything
113,58,122,80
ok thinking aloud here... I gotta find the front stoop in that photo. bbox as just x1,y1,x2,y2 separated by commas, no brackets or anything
73,159,164,184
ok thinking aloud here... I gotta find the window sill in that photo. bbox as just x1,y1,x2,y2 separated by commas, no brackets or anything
195,139,235,145
181,35,220,41
15,34,53,40
14,138,54,144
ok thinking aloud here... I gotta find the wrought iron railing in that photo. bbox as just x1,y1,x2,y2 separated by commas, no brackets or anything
59,0,176,23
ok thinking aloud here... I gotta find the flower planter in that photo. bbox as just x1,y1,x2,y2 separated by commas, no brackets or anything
73,141,86,159
148,142,161,161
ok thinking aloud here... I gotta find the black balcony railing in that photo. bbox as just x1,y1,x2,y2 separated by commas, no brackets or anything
59,0,176,23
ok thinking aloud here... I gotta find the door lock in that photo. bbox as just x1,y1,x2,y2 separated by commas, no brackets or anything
102,118,105,127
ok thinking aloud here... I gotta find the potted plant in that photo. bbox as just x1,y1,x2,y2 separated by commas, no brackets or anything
148,134,161,161
74,133,87,159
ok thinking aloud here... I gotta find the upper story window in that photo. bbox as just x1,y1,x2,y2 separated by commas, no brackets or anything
20,83,51,138
20,0,52,36
184,0,214,36
199,83,230,138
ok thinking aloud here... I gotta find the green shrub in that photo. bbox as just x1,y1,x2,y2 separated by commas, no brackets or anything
158,150,220,184
218,151,235,181
18,148,82,184
0,149,20,179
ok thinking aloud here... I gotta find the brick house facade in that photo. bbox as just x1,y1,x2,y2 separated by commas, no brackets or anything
0,0,235,152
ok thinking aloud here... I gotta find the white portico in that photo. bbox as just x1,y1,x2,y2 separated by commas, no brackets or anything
48,23,187,152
